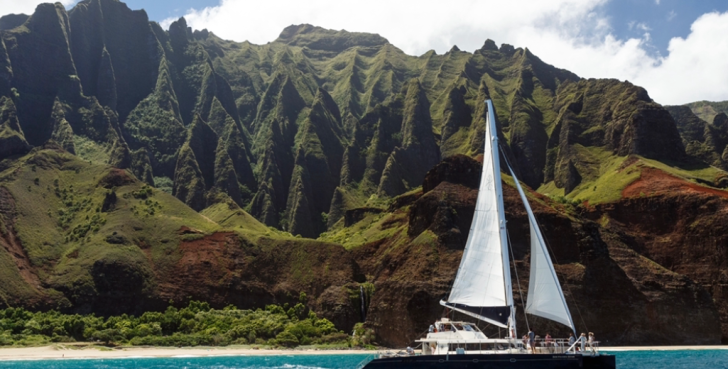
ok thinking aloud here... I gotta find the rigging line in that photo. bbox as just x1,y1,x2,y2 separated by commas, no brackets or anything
506,227,529,334
499,145,589,334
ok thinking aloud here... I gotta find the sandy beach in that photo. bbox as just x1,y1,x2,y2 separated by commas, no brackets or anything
0,344,375,361
0,344,726,361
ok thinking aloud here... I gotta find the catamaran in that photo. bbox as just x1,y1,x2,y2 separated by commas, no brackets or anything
361,100,615,369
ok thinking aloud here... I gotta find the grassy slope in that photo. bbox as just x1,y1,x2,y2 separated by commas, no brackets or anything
537,146,727,204
319,210,408,250
688,100,728,123
0,148,275,304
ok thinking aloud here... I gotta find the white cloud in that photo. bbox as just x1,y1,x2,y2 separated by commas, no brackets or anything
162,0,609,59
161,0,727,105
516,11,728,105
667,10,677,21
634,12,728,104
655,0,661,5
1,0,78,16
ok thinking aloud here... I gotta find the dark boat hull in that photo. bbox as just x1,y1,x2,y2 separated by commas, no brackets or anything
361,353,616,369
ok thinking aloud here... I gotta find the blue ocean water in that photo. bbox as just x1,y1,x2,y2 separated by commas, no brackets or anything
0,350,727,369
0,354,376,369
610,350,728,369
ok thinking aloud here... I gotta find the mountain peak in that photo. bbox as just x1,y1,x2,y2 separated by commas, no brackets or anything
275,24,389,52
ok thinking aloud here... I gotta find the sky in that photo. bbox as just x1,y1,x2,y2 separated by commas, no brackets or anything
3,0,728,106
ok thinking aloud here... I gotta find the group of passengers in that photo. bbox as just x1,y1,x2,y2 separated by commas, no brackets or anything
522,330,596,353
427,323,597,354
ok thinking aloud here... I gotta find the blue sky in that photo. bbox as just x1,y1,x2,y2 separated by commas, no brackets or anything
602,0,727,57
3,0,728,104
118,0,218,24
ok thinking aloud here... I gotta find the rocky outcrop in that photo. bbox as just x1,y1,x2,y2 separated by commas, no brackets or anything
213,136,243,207
283,88,346,236
544,79,686,193
130,147,154,185
439,85,472,158
49,98,75,154
2,3,77,146
276,24,388,52
0,37,12,96
122,59,186,177
0,96,30,160
378,80,440,196
355,155,722,347
172,143,206,211
68,0,158,120
667,105,728,170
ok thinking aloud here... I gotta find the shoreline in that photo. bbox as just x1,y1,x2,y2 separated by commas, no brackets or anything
0,344,375,361
0,344,726,361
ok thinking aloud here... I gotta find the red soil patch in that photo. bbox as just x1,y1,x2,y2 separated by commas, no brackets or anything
0,187,41,289
158,232,239,297
622,167,728,199
98,168,135,188
174,232,237,275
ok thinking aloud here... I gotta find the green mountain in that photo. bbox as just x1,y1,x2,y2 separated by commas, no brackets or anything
687,100,728,124
1,0,728,346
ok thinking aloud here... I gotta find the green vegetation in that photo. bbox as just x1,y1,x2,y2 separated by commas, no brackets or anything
538,148,728,205
687,100,728,123
0,300,348,348
319,211,407,249
153,176,174,194
73,135,110,165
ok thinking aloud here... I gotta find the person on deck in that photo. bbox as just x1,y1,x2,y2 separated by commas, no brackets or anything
588,332,595,352
429,325,434,333
528,329,535,353
545,333,553,353
568,333,576,350
579,333,587,352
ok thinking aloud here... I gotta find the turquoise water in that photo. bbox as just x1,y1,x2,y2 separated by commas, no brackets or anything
610,350,728,369
0,350,727,368
0,354,376,369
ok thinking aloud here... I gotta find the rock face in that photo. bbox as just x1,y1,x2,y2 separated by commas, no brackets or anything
667,105,728,170
545,79,686,194
378,80,440,196
0,96,30,159
0,0,694,238
355,156,722,347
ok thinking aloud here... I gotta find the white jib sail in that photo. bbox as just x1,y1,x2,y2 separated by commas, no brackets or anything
446,102,508,323
506,164,576,333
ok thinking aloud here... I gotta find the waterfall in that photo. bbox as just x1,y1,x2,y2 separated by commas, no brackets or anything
360,285,366,322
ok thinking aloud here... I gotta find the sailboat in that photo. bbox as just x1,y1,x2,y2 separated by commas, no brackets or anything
361,100,615,369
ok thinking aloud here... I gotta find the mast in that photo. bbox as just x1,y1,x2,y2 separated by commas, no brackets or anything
439,99,513,330
485,100,516,338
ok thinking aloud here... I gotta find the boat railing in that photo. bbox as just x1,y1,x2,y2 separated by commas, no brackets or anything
526,338,600,355
426,339,525,355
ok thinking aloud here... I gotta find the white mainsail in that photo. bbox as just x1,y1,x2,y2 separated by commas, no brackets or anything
506,163,576,333
442,100,512,329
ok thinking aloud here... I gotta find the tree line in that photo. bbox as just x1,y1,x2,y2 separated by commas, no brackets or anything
0,298,351,348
